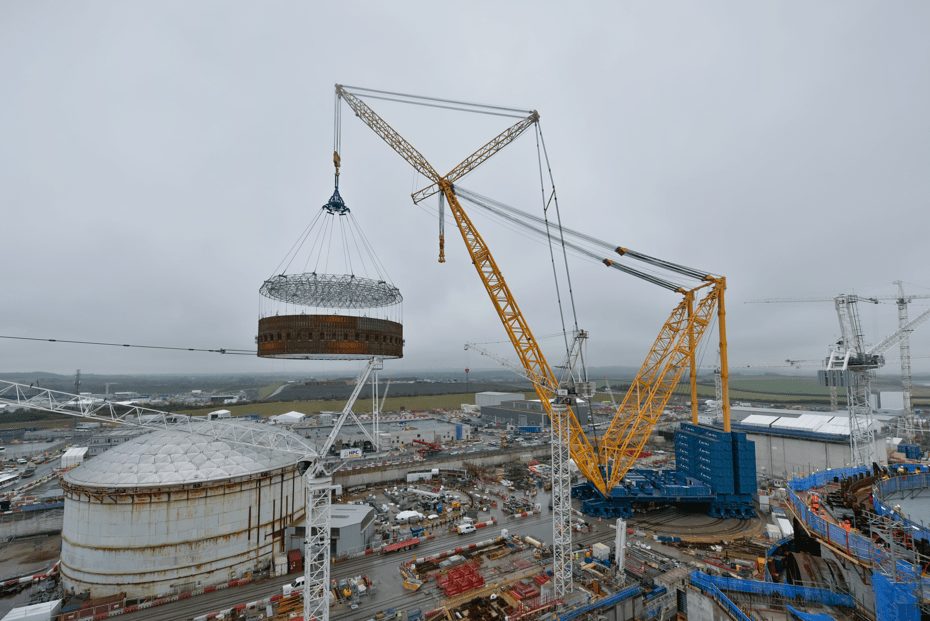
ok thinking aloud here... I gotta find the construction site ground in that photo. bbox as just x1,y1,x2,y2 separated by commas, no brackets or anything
116,474,766,620
629,506,764,543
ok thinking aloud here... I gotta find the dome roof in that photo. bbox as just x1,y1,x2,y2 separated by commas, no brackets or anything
65,421,306,489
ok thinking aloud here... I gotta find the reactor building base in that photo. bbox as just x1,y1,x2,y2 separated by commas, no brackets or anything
574,423,758,519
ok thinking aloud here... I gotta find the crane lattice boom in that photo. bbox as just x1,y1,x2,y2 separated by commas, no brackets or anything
335,84,730,497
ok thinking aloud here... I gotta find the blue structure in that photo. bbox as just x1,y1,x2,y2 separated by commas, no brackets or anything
573,424,757,519
897,443,922,460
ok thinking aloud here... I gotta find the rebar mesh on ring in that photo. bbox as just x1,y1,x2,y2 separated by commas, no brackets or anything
260,273,402,309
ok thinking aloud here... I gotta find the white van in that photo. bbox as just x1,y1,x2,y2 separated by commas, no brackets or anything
283,576,305,596
456,523,476,535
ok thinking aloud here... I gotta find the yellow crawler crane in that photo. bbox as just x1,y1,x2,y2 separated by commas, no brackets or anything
335,85,604,493
333,85,731,499
598,274,730,492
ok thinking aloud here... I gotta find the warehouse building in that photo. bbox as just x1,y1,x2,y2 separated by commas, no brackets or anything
728,407,887,479
84,427,147,457
475,391,525,408
291,417,471,453
330,503,376,557
479,399,550,428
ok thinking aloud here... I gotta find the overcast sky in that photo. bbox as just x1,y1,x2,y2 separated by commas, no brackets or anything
2,2,929,379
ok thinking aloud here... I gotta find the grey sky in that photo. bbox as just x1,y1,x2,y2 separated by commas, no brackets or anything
2,2,929,378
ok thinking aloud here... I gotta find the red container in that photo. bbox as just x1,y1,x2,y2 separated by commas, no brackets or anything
288,549,304,572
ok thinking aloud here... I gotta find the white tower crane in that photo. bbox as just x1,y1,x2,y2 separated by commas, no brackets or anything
890,281,930,416
749,293,930,465
751,288,930,412
0,357,383,621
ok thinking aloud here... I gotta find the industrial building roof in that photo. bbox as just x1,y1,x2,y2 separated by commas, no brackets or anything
1,600,61,620
65,421,303,488
732,407,882,438
330,503,375,528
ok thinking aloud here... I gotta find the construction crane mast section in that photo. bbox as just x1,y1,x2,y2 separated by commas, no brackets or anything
442,182,605,492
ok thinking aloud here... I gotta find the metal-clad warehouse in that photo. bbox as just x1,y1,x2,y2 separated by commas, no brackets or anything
330,504,375,557
730,407,887,479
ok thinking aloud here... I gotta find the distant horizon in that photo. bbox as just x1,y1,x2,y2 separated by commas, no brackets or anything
0,366,919,380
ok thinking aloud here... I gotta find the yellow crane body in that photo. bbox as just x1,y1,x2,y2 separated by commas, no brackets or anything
334,84,731,498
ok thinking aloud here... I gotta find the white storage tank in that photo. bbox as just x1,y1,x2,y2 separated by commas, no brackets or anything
60,421,306,599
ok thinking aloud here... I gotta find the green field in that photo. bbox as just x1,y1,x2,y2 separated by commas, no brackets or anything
179,392,529,418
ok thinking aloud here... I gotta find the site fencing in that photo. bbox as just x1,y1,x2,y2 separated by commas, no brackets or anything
873,570,920,621
786,465,930,621
787,466,871,493
873,472,930,543
785,604,836,621
689,573,751,621
689,571,854,608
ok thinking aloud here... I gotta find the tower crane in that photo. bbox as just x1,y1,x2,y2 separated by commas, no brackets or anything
749,293,930,464
0,356,383,621
334,85,733,599
891,281,928,415
751,286,930,413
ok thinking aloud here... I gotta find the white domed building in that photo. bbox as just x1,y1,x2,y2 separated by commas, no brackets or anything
60,421,307,598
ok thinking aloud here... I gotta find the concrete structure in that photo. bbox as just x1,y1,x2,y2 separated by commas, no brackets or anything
329,503,376,557
475,391,525,408
878,391,905,411
59,422,306,599
0,503,64,539
292,416,471,453
729,407,887,478
480,399,549,428
334,445,548,489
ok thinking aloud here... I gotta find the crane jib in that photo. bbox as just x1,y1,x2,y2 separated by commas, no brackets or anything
334,83,731,497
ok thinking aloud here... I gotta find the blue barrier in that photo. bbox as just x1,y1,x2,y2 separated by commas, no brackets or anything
689,571,854,608
767,535,794,558
873,473,930,543
559,584,642,621
873,570,920,621
786,605,835,621
788,466,871,492
786,466,930,620
690,572,752,621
